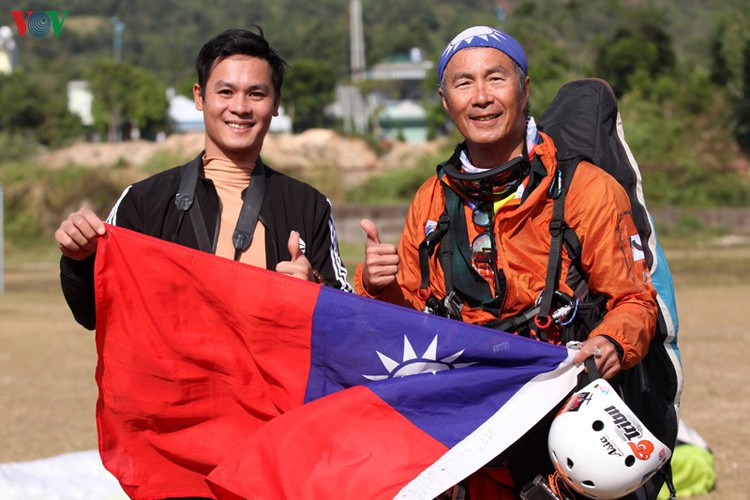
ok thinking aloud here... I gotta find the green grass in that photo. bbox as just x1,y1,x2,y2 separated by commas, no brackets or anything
667,251,750,286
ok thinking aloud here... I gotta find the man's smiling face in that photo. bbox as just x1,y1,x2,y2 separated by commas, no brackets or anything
439,47,528,168
193,54,280,163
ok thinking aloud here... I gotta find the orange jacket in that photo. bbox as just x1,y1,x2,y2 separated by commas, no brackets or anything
355,133,657,369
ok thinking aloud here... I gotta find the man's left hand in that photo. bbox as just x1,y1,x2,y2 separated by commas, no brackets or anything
573,336,621,380
276,231,316,283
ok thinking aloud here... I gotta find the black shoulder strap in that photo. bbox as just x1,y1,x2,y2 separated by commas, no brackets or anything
418,211,450,292
174,159,212,253
436,211,453,293
232,160,266,261
536,157,580,323
174,157,267,261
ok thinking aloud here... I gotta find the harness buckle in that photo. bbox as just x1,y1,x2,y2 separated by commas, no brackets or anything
423,291,464,320
533,291,579,329
175,193,194,212
548,218,563,237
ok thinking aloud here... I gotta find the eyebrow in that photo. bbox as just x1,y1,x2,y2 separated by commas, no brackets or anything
450,65,511,84
212,80,272,92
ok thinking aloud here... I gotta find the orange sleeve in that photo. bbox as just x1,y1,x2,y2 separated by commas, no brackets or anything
568,164,658,369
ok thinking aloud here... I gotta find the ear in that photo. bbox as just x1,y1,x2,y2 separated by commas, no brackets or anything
438,86,449,112
522,76,530,108
274,91,282,117
193,83,204,111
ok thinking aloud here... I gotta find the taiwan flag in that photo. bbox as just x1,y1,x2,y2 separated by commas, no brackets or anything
94,225,581,499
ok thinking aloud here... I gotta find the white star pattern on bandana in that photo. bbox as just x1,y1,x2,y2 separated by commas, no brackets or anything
441,26,508,61
437,25,528,83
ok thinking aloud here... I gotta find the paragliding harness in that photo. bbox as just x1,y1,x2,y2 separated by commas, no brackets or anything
419,153,606,345
420,79,682,498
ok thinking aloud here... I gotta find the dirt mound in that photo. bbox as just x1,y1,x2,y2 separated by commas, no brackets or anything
37,130,447,186
39,134,205,169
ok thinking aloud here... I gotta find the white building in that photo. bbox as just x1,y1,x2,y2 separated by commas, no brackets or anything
0,26,17,75
67,81,94,126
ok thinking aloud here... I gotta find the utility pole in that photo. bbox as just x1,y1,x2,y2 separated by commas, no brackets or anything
111,17,124,63
0,185,5,294
350,0,365,82
110,17,125,142
348,0,367,134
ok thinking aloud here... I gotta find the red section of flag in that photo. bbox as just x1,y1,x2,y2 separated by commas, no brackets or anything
94,226,320,498
207,385,449,499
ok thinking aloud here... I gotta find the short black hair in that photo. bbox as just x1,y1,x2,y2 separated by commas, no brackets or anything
195,27,288,98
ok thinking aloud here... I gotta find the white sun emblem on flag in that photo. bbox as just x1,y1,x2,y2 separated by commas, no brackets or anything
363,334,475,381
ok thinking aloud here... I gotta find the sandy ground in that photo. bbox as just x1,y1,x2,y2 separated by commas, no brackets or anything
1,248,748,498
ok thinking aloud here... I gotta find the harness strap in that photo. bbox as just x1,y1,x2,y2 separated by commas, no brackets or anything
174,159,212,253
418,212,450,292
483,305,540,333
174,157,267,261
536,158,580,323
562,227,582,265
188,195,213,253
232,160,266,261
436,212,453,293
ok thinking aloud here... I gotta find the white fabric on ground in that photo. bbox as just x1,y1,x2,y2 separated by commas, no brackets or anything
0,450,126,500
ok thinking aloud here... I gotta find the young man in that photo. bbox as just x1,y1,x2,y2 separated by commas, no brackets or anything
355,26,660,497
56,28,351,330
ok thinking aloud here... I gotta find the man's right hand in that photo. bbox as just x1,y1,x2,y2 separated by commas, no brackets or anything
55,207,106,261
360,218,399,296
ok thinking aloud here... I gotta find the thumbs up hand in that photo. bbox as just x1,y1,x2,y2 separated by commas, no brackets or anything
276,231,317,283
360,219,399,295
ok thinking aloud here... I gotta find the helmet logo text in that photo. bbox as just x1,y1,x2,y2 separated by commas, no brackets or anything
600,436,624,456
604,405,641,440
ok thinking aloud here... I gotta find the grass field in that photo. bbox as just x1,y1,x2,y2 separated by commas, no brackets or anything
1,238,749,498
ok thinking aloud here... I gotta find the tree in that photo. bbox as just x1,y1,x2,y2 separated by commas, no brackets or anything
0,73,46,131
88,60,168,141
594,7,676,97
0,72,83,150
709,2,750,152
734,43,750,153
283,58,338,132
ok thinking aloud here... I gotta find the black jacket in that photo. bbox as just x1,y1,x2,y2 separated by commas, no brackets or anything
60,153,351,330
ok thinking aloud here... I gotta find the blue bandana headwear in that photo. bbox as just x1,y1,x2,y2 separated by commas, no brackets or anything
437,26,528,84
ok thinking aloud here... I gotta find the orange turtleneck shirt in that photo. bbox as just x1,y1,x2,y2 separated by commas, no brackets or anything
203,156,266,267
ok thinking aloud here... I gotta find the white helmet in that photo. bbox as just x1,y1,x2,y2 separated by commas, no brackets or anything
548,378,672,499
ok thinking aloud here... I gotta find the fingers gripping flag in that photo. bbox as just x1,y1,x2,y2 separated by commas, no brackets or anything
94,226,581,499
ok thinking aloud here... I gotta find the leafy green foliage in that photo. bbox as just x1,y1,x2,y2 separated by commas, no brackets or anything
11,0,498,86
284,59,338,131
594,6,676,97
0,72,83,150
708,0,750,152
643,166,750,208
2,0,750,213
87,60,168,139
0,162,131,241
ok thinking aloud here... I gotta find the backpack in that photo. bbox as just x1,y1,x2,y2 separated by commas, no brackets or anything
537,77,682,411
537,79,682,498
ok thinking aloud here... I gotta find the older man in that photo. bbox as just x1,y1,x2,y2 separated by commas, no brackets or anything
356,26,659,498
